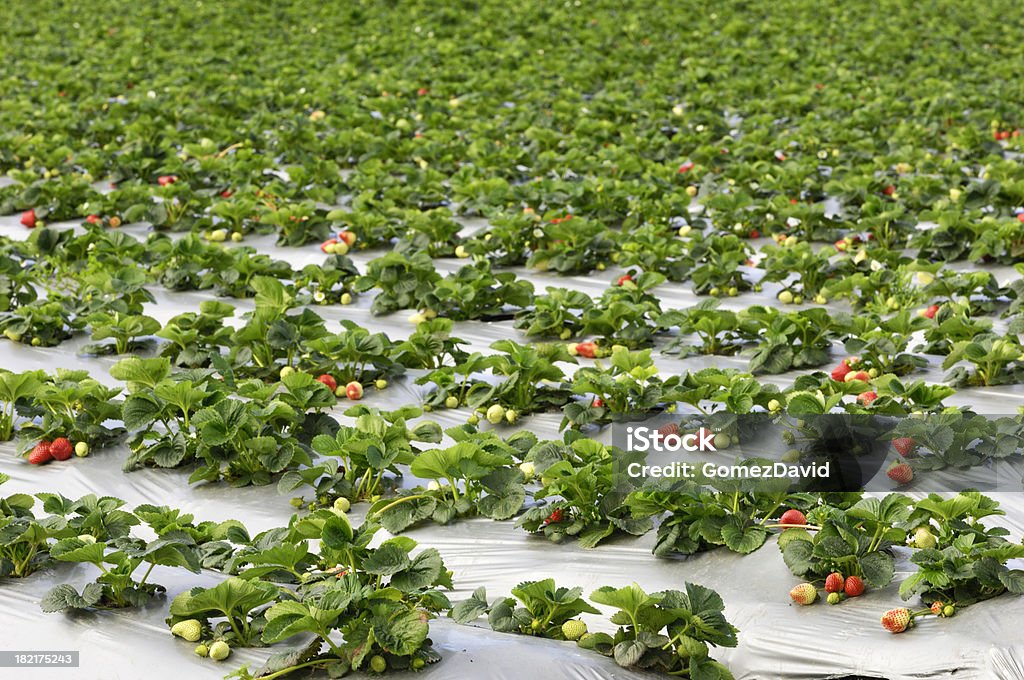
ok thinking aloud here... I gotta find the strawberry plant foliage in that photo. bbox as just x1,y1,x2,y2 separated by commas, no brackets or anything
450,579,599,639
583,582,738,678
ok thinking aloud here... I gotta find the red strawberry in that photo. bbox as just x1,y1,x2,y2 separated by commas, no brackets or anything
576,342,598,359
882,185,896,196
857,391,878,406
50,438,74,461
887,461,913,485
316,374,338,392
592,398,605,408
677,161,694,173
85,214,101,225
1018,213,1024,224
20,209,38,228
830,361,852,382
919,304,939,319
417,87,428,96
28,441,53,465
657,423,680,437
843,575,865,597
881,608,912,633
221,189,234,198
157,175,178,186
892,437,916,457
824,573,845,594
543,508,564,525
616,274,634,286
779,509,806,526
789,583,817,605
749,230,760,239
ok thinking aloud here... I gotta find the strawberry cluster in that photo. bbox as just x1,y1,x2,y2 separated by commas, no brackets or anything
27,437,85,465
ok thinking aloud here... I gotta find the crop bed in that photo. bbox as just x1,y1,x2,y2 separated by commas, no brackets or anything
3,1,1024,679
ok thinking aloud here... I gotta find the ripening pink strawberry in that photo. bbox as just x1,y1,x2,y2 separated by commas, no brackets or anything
157,175,178,186
678,161,694,173
857,391,878,406
887,461,913,485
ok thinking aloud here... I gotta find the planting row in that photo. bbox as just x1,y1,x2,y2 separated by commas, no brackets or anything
1,477,739,678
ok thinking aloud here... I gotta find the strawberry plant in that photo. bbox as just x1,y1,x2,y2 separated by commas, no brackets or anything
581,582,738,678
582,272,667,347
514,287,593,340
943,334,1024,386
167,577,280,647
626,470,795,557
391,318,467,370
564,349,682,427
41,531,201,611
659,301,757,356
779,494,913,590
307,406,442,502
368,427,528,532
900,493,1024,606
449,579,599,639
743,307,845,374
355,251,441,316
0,475,63,578
516,436,648,547
17,370,124,449
842,311,930,376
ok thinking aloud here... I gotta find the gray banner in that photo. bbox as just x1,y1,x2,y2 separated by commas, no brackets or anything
0,651,79,667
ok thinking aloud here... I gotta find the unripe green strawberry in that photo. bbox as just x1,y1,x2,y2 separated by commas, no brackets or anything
75,441,89,457
290,497,304,508
374,378,387,389
519,462,535,479
194,644,208,657
208,640,230,661
171,619,203,642
561,619,587,640
943,605,955,617
486,404,506,424
881,608,912,633
827,592,842,605
333,497,350,513
411,657,425,670
913,527,937,549
77,534,96,544
445,396,459,409
789,583,817,605
369,655,387,673
505,409,518,424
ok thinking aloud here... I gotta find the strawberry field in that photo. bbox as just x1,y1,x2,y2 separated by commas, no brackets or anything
4,1,1024,678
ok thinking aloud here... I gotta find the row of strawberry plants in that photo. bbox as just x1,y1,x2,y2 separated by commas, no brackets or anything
7,222,1024,392
1,475,741,678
